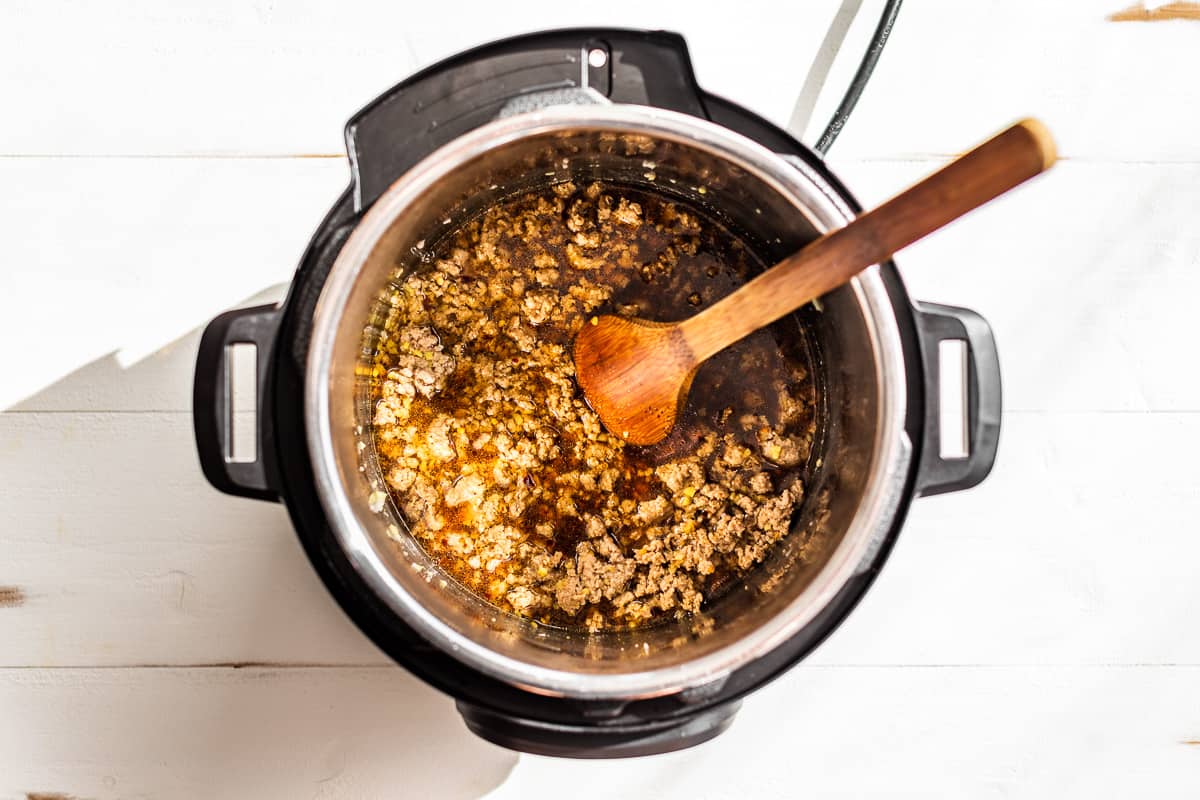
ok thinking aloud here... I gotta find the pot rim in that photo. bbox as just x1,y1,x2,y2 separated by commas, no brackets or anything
306,104,911,699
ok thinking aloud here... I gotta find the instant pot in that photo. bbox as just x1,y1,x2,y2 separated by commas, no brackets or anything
193,29,1001,757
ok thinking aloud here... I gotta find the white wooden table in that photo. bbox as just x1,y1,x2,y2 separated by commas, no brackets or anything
3,1,1198,796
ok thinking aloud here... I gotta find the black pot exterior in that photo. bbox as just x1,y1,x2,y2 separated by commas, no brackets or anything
192,28,998,757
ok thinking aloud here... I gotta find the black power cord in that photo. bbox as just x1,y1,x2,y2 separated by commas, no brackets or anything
814,0,903,155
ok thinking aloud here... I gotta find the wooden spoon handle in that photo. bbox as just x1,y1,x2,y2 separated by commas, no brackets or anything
679,118,1056,362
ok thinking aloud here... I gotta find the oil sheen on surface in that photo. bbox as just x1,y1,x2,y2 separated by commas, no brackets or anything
367,181,817,631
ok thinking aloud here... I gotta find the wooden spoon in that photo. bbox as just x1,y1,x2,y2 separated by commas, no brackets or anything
574,118,1056,446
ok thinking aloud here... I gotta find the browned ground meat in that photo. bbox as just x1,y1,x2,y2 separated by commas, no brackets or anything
368,182,817,630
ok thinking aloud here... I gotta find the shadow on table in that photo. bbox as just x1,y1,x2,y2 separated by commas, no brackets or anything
7,287,519,798
192,666,519,799
8,286,286,415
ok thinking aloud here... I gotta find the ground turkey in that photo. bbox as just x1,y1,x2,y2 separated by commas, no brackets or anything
368,181,818,630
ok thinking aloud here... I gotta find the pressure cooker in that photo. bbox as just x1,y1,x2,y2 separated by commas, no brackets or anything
193,28,1001,757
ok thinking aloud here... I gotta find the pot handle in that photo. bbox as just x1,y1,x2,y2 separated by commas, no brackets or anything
914,301,1002,496
193,303,282,502
346,29,709,211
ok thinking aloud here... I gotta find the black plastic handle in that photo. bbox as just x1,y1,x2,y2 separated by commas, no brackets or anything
346,28,709,211
914,301,1002,496
193,304,282,502
457,699,740,758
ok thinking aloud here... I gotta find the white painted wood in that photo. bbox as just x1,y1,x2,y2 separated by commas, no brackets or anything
4,1,1198,160
0,412,386,667
0,157,345,411
804,0,1200,161
0,0,846,156
2,665,1199,799
498,664,1200,799
813,408,1200,668
0,667,516,800
834,158,1200,413
2,0,1198,793
1,410,1196,668
4,159,1196,414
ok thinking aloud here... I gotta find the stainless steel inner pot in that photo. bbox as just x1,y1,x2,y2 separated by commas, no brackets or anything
306,104,911,699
